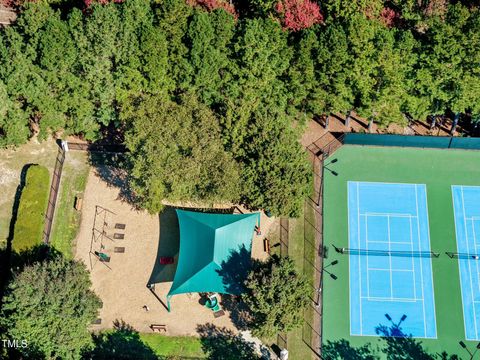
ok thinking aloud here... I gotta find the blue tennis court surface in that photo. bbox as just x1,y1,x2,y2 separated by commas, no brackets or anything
348,182,437,338
452,185,480,340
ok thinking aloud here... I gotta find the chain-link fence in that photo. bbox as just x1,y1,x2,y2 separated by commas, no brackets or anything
43,147,65,244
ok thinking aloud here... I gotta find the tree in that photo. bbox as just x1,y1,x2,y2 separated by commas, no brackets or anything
0,80,30,146
356,27,416,126
238,109,312,217
0,256,102,360
242,255,310,338
314,23,354,118
124,93,240,213
409,3,480,121
186,9,235,106
186,0,237,17
275,0,323,31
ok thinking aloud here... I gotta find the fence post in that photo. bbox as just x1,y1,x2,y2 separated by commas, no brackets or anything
345,110,351,128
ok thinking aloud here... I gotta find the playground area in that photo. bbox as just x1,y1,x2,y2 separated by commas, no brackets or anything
74,167,274,336
322,142,480,358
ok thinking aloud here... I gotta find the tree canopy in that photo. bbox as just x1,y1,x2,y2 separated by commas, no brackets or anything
242,255,310,338
0,256,102,359
124,93,240,213
0,0,478,214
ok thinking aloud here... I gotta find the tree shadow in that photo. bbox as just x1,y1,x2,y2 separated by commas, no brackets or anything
87,319,157,360
322,324,461,360
196,323,261,360
88,152,140,208
0,164,34,304
216,245,260,331
217,245,253,294
322,339,379,360
375,324,459,360
147,206,180,285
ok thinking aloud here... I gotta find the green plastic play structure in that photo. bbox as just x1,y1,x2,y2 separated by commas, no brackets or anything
166,209,260,311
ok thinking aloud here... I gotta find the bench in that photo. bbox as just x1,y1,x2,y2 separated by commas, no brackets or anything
213,309,225,318
263,238,270,253
115,223,126,230
114,247,125,253
74,196,83,211
150,324,167,332
113,233,125,240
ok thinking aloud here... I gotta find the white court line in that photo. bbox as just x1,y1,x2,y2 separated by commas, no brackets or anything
357,182,363,335
366,212,371,300
388,215,393,298
360,212,417,218
368,268,414,272
361,296,423,303
348,183,352,336
452,186,470,340
471,219,480,295
410,215,417,300
366,239,413,245
462,186,479,338
415,184,427,337
466,217,480,221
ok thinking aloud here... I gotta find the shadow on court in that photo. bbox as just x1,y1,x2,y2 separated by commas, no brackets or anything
322,323,461,360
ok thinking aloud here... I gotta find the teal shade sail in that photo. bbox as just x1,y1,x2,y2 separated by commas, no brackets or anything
167,209,260,311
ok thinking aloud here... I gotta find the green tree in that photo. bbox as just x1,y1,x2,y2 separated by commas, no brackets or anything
410,3,480,121
314,23,354,117
187,9,235,106
238,109,312,217
124,93,240,213
242,255,310,338
357,27,416,126
156,0,193,89
222,18,292,154
0,256,102,360
0,80,30,146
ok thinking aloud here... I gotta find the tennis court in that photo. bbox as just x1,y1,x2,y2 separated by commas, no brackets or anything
348,182,437,338
452,185,480,340
322,144,480,358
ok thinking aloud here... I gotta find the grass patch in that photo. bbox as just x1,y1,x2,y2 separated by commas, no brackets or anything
139,334,205,358
286,201,316,360
12,165,50,252
49,153,90,258
0,139,57,247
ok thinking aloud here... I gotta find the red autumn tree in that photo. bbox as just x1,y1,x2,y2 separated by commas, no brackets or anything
186,0,236,17
379,6,398,27
275,0,323,32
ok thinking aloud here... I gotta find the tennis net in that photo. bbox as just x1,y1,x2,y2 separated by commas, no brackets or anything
333,245,440,258
445,252,480,260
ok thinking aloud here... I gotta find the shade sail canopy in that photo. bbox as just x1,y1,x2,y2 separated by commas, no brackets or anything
167,209,260,310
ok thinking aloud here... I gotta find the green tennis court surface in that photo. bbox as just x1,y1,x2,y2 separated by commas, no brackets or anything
322,144,480,358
